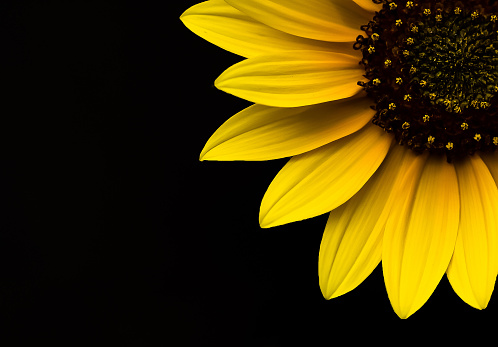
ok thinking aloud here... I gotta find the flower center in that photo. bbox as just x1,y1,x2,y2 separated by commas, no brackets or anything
356,0,498,161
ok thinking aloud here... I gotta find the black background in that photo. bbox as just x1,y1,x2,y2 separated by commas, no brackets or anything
0,0,495,344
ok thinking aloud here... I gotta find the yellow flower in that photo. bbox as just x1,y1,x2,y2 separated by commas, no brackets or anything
181,0,498,319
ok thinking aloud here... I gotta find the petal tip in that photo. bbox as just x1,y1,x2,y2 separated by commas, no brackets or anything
258,215,273,229
199,145,209,161
392,305,415,319
259,208,283,229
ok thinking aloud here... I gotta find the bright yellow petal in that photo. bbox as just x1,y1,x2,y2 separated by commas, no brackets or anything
446,156,498,309
215,50,364,107
319,145,417,299
383,154,459,319
200,93,373,161
224,0,372,42
259,123,392,228
180,0,353,58
351,0,383,13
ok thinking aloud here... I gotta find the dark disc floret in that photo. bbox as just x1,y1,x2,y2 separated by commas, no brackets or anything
356,0,498,161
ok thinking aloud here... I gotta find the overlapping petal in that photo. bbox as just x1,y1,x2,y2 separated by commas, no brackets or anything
224,0,372,42
383,155,460,319
259,123,392,228
180,0,353,58
215,50,364,107
200,93,373,161
446,156,498,309
319,145,417,299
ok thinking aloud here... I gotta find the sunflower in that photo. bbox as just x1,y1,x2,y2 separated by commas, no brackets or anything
181,0,498,318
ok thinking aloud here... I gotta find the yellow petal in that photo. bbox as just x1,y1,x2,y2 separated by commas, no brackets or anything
224,0,371,42
259,123,391,228
215,50,364,107
180,0,353,58
446,156,498,309
351,0,383,13
319,145,416,299
383,154,459,319
200,93,373,161
480,151,498,190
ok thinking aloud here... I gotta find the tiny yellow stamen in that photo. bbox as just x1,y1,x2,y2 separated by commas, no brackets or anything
406,1,414,9
406,37,414,45
389,103,396,110
443,99,451,107
436,14,443,22
389,2,397,10
491,15,497,22
481,101,489,108
454,7,462,15
395,19,403,26
423,9,431,16
428,136,435,144
461,122,469,130
411,25,418,33
454,105,462,113
368,46,375,54
385,59,392,67
446,142,454,150
493,137,498,145
404,94,412,101
372,78,381,86
403,50,410,57
420,80,427,87
474,133,482,141
423,114,430,122
471,11,479,20
402,122,410,129
429,93,436,100
396,77,403,84
409,66,417,74
471,100,478,108
371,33,380,41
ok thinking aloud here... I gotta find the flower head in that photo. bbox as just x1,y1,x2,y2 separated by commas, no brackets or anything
181,0,498,319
